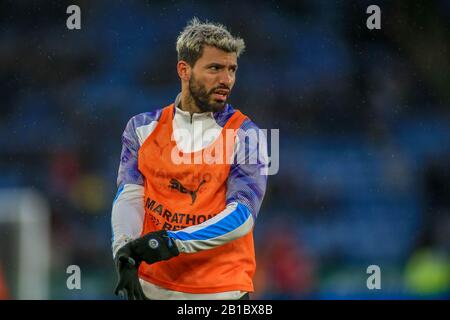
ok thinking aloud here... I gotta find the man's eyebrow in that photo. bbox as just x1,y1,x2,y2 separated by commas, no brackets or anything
205,63,238,68
205,63,224,67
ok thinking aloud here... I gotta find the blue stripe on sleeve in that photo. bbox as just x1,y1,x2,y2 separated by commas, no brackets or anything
113,185,125,204
167,203,251,241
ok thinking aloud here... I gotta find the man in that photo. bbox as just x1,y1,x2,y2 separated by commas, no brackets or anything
111,18,268,300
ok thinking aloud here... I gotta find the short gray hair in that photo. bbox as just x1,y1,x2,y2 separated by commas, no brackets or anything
176,17,245,66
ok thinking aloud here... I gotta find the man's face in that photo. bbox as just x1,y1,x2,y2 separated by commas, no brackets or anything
188,45,238,112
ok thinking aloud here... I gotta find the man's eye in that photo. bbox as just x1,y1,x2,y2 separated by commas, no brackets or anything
209,66,219,70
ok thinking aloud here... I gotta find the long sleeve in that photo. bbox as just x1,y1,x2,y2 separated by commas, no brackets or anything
111,184,145,257
111,111,161,257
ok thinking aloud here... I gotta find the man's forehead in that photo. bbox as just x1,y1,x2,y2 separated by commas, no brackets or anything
199,45,237,64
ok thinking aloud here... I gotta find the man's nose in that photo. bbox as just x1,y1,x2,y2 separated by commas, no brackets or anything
218,70,234,86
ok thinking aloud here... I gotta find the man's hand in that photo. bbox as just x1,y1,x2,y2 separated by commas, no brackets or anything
126,230,180,265
113,230,179,299
114,246,146,300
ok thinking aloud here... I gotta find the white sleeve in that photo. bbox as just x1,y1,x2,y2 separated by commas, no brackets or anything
166,202,254,254
111,184,145,257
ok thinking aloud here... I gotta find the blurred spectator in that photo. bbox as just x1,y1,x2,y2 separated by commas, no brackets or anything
404,248,449,298
254,224,317,299
0,263,9,299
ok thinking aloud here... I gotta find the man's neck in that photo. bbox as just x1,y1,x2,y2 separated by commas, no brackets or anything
179,91,202,114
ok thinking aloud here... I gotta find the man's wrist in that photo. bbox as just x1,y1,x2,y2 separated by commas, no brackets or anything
130,230,180,264
112,235,134,259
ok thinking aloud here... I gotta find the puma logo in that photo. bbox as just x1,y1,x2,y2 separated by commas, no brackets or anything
169,178,206,205
153,139,169,156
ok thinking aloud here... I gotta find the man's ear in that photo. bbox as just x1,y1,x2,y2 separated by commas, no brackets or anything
177,60,191,81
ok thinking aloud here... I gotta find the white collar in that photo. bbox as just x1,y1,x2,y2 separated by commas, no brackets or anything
173,93,215,121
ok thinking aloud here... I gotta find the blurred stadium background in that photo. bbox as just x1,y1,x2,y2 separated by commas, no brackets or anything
0,0,449,299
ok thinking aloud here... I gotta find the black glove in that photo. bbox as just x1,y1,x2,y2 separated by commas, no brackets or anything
114,245,146,300
126,230,180,265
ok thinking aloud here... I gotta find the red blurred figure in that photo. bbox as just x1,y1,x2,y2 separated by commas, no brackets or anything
255,224,316,299
0,263,9,299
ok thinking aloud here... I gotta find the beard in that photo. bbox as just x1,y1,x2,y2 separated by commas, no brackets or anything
188,74,229,113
